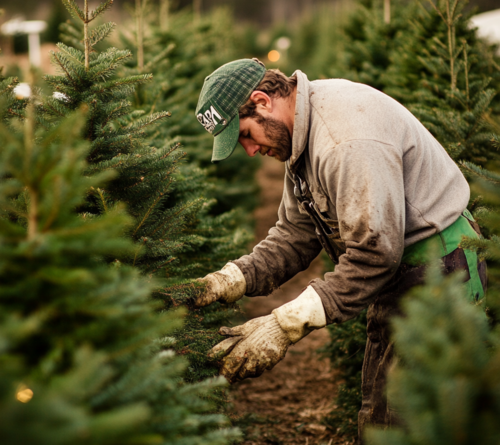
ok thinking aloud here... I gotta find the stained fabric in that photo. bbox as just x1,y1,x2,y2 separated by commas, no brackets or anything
234,70,470,325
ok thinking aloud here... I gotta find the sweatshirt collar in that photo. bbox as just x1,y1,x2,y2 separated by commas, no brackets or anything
289,70,310,169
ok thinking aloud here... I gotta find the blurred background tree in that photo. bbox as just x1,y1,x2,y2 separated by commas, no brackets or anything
283,0,500,441
1,0,500,442
37,0,258,398
0,101,238,444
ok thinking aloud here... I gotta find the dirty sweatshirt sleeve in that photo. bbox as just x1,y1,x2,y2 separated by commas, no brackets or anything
232,171,323,297
309,140,406,324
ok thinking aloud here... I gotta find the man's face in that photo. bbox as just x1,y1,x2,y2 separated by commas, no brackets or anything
238,113,292,162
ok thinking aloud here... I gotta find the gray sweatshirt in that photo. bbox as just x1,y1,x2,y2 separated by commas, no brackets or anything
233,71,469,324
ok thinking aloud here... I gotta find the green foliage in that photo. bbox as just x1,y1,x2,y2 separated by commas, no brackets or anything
118,7,262,218
336,0,414,90
383,0,500,171
0,104,239,444
365,251,500,445
43,0,70,43
283,3,349,80
285,0,500,439
41,0,253,398
0,70,23,120
320,311,367,439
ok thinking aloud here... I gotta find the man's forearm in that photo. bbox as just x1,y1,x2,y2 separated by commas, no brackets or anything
233,222,322,297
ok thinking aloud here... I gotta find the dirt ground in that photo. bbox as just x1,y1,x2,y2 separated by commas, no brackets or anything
229,156,347,445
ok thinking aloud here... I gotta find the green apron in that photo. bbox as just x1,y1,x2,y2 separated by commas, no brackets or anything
401,209,485,303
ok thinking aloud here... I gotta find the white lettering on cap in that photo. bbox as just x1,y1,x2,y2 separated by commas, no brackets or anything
197,106,223,134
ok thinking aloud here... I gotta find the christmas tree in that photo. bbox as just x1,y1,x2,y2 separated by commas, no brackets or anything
383,0,500,169
41,0,249,389
335,0,415,90
117,5,261,218
278,3,348,81
313,0,500,439
0,101,239,444
366,244,500,445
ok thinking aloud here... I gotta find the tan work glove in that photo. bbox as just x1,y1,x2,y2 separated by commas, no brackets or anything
209,286,327,383
195,262,246,307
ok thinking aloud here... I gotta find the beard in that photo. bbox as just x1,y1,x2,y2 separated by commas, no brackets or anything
254,113,292,162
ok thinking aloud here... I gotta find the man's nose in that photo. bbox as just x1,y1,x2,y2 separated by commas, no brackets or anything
240,139,261,157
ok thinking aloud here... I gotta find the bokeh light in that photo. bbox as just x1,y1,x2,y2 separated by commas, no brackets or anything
16,384,33,403
268,50,280,62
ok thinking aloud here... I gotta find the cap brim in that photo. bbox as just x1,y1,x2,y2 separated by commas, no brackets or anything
211,115,240,163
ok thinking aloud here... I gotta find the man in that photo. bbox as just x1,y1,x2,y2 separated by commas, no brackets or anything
194,58,487,439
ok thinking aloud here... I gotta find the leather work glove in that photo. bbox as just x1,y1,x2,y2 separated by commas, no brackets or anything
209,286,327,383
195,262,246,307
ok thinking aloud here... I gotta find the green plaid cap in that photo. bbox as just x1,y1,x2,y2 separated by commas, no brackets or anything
196,59,266,163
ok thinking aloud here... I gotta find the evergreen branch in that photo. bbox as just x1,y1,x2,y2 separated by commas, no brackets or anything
44,74,74,90
43,98,67,118
90,0,114,22
56,42,85,64
89,49,135,80
0,76,18,96
149,257,176,275
95,187,109,212
460,161,500,184
126,111,171,133
132,236,147,266
59,20,83,41
133,178,173,237
62,0,85,21
100,101,130,129
144,43,175,72
89,22,116,47
425,0,446,23
89,74,152,94
158,199,202,239
50,51,80,88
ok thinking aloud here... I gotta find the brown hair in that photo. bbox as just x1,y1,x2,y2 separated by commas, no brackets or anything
239,63,297,120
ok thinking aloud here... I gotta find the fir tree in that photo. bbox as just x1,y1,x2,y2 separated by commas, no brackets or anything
41,0,248,390
383,0,500,169
0,102,238,444
297,0,500,439
365,247,500,445
284,3,349,81
117,6,262,218
335,0,414,91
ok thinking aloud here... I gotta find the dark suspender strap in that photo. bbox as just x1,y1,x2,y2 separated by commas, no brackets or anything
291,158,340,265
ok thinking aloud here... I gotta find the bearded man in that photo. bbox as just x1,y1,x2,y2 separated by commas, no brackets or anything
194,58,487,440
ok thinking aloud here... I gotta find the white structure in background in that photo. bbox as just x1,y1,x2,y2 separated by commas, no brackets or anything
470,9,500,53
1,19,47,67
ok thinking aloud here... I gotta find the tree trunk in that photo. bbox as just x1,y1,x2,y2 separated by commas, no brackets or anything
384,0,391,24
160,0,169,31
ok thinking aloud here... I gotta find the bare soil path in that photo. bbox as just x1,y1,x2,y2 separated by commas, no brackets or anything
229,156,345,445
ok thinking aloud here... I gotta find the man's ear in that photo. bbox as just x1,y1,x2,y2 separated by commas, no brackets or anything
249,90,272,112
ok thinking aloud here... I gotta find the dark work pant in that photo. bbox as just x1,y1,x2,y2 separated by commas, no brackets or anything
357,247,487,443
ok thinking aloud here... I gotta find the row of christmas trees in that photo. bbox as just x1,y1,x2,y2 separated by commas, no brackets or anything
275,0,500,441
0,0,262,443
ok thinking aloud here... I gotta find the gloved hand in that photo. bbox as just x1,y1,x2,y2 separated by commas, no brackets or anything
195,262,246,307
209,286,327,382
209,313,291,383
